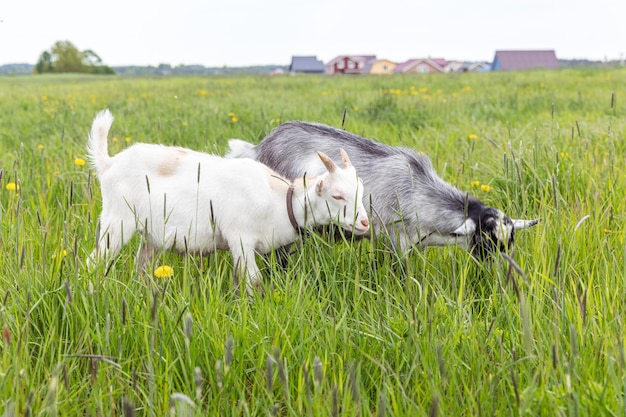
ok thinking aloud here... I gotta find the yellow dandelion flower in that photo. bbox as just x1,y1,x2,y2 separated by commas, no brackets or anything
272,290,284,303
52,250,68,258
112,136,118,143
231,116,239,123
228,112,235,117
125,137,131,143
353,106,359,112
275,118,281,124
468,134,478,140
603,228,612,234
5,182,19,191
419,87,428,93
462,86,471,93
480,184,492,192
37,144,44,150
471,180,480,187
197,90,209,96
74,157,86,166
182,121,188,127
154,265,174,278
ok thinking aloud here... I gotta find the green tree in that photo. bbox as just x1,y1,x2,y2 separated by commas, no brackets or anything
82,49,115,74
34,51,53,74
50,41,87,72
34,41,115,75
81,49,102,67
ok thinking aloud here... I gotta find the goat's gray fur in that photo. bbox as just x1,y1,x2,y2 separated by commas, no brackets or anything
227,121,538,258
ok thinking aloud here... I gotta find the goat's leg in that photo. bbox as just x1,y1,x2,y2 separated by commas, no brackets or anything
88,217,137,268
230,243,261,297
138,241,156,276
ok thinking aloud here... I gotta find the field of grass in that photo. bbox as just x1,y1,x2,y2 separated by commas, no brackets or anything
0,68,625,416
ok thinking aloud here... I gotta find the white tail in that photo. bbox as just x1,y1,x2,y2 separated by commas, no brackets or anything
225,139,258,159
87,109,114,173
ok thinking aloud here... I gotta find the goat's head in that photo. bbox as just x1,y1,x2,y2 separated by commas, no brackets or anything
451,203,539,260
315,149,369,235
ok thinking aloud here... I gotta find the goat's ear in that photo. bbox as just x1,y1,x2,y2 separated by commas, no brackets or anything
317,151,337,173
512,218,540,230
339,148,352,168
315,179,324,196
451,218,476,236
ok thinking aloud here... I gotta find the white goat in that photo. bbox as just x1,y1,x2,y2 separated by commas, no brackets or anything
87,110,369,295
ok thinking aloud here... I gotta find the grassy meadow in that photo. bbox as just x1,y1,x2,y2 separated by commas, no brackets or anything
0,68,625,415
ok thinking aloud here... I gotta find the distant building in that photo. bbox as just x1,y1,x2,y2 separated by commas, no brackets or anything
325,55,376,74
289,56,325,74
491,50,559,71
467,62,491,72
394,58,447,74
444,61,492,72
367,59,397,74
443,61,467,72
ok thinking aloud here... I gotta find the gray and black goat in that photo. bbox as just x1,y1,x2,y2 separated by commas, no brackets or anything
227,121,538,259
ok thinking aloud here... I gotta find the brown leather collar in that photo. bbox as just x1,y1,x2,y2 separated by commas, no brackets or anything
286,183,299,231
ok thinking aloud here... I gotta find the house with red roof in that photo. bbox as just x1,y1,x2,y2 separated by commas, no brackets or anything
325,55,377,74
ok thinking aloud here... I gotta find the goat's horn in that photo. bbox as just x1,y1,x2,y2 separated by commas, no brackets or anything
512,219,540,229
317,151,337,173
339,148,352,168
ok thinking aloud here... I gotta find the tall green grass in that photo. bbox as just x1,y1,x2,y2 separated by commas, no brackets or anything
0,68,625,415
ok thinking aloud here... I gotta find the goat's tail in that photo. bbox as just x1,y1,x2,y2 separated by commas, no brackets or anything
226,139,258,159
87,109,114,173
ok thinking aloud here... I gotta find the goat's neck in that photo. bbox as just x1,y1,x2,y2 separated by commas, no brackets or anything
288,176,322,229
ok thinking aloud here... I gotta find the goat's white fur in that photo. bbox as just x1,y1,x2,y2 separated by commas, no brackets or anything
87,109,369,295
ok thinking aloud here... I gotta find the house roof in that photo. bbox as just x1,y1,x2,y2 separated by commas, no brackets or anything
393,58,445,73
468,62,491,72
393,59,419,72
430,58,448,68
289,56,325,73
492,50,559,71
326,55,377,66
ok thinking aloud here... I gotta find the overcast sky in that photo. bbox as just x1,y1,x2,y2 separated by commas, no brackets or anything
1,0,624,67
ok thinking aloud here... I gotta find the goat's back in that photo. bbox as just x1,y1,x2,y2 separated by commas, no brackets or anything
254,122,404,179
99,143,276,214
259,123,458,201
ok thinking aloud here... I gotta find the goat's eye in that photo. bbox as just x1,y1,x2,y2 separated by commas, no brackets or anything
333,195,344,201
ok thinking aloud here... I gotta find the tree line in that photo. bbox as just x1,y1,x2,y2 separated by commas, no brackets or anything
34,41,115,75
